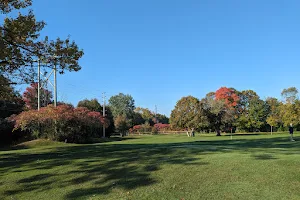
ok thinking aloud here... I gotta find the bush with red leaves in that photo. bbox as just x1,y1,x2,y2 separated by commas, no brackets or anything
11,104,109,143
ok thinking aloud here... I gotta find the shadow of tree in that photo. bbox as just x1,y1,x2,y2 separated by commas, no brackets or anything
18,173,54,183
0,135,298,199
252,154,277,160
85,136,139,144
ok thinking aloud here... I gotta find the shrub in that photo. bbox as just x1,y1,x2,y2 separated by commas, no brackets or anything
131,123,152,134
154,123,170,132
114,115,130,137
132,125,142,132
151,126,158,134
0,118,32,145
11,105,108,143
130,123,171,134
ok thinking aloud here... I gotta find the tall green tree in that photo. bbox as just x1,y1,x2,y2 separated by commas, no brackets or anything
132,111,145,125
246,97,269,131
266,97,281,132
281,87,298,104
279,100,300,127
236,90,259,131
0,0,84,83
279,87,300,128
0,75,24,118
133,107,169,125
170,96,206,130
135,107,154,123
77,98,102,112
155,113,169,124
238,90,259,112
201,95,226,135
0,75,25,144
108,93,135,124
0,75,21,101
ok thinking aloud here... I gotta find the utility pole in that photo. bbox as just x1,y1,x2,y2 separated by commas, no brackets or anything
44,80,48,107
102,92,106,138
155,105,158,123
37,59,41,111
37,57,58,108
36,55,59,110
54,61,57,107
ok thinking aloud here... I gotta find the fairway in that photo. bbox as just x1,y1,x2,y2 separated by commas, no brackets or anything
1,134,299,200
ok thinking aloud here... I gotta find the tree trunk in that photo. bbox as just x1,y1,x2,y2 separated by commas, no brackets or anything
216,129,221,136
271,126,273,135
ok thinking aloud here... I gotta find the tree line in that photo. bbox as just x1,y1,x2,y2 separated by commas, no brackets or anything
2,77,300,143
170,87,299,135
0,78,169,143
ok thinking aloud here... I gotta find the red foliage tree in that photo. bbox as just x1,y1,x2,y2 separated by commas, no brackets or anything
23,83,53,110
215,87,239,107
11,104,108,143
154,123,170,131
133,125,142,131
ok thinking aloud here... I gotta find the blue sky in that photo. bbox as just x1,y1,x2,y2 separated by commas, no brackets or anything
19,0,300,115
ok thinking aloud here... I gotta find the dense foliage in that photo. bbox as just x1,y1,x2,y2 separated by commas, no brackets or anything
170,96,206,130
0,0,84,83
4,81,300,144
23,83,53,109
0,75,25,144
77,98,114,137
77,98,102,112
114,114,131,136
134,107,169,125
170,86,300,135
215,87,239,107
12,105,108,143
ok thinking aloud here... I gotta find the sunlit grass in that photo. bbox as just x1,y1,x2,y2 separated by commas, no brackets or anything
0,133,299,200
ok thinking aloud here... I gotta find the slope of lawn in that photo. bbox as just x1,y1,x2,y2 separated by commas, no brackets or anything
0,133,299,200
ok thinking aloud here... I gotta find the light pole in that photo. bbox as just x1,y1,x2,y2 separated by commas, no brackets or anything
102,92,106,138
37,59,41,110
53,60,57,107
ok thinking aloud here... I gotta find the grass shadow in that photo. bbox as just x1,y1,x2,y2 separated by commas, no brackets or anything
252,154,277,160
0,135,299,199
18,173,53,183
86,136,138,144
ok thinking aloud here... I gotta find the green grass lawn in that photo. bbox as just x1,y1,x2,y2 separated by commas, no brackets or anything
0,133,299,200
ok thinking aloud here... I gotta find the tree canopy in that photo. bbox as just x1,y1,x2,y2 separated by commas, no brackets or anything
0,0,84,83
77,98,102,112
108,93,135,120
23,83,52,109
215,87,239,107
281,87,298,104
0,75,24,118
168,86,300,134
170,96,206,130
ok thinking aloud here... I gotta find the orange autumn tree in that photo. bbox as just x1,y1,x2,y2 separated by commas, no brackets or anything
215,87,240,108
215,87,240,134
